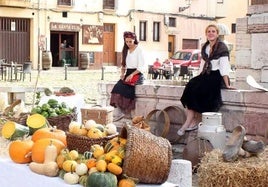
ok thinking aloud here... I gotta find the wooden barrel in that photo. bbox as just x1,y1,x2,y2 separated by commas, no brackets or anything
42,51,52,70
79,52,89,70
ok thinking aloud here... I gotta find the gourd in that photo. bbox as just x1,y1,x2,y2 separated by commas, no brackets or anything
86,172,117,187
26,113,48,135
86,158,97,169
72,125,88,136
2,121,29,140
118,178,136,187
8,139,33,163
105,123,117,135
87,127,103,139
96,159,107,172
107,162,122,175
29,143,59,177
104,140,120,153
31,138,65,163
64,170,79,184
84,119,97,130
62,160,77,172
79,175,88,186
75,162,88,176
31,127,66,145
90,144,104,159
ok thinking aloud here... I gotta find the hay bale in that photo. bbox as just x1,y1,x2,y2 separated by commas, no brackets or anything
197,147,268,187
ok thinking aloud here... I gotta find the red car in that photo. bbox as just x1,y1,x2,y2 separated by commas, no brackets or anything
169,49,201,68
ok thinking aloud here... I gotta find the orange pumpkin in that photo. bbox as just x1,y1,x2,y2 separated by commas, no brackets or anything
9,140,34,164
86,158,97,169
118,178,136,187
31,138,65,163
31,127,67,145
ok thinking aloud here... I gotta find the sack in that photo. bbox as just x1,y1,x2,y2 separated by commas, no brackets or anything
123,74,140,86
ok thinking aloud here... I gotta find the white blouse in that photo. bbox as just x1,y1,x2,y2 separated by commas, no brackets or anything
126,46,146,73
199,45,230,76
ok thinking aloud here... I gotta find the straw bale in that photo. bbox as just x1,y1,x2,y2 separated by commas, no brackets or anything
197,147,268,187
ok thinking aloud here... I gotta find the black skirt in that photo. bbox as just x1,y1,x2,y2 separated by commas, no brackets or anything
110,69,143,113
180,70,223,113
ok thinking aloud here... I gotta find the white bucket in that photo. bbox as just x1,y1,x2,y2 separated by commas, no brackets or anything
198,112,226,150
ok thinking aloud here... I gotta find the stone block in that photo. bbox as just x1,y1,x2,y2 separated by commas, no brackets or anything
235,49,251,67
236,33,251,49
236,17,248,34
166,159,192,187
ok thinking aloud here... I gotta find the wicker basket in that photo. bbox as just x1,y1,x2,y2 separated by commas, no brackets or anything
2,99,29,126
120,124,172,184
47,109,77,132
66,132,118,153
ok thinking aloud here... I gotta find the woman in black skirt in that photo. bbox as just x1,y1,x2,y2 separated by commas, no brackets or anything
110,31,145,121
177,24,234,136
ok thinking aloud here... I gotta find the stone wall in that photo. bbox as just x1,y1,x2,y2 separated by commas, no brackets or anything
99,82,268,143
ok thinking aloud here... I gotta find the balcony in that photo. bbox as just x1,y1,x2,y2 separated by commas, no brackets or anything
57,0,74,7
0,0,32,8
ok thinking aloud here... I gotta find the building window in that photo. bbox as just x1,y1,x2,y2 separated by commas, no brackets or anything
169,17,176,27
217,0,224,3
57,0,73,6
153,22,160,42
103,0,115,9
231,23,236,33
139,21,147,41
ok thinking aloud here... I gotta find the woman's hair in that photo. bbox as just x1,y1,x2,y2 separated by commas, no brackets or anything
121,31,139,67
205,24,219,34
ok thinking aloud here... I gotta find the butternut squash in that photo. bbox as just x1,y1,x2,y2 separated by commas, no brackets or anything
29,161,59,177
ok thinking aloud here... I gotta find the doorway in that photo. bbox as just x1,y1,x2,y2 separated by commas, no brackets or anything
168,35,175,58
50,32,78,67
103,24,115,66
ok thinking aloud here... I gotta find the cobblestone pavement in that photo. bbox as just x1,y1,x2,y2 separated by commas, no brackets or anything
1,67,198,186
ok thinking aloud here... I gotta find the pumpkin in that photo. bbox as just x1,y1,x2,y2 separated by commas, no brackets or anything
118,178,136,187
31,127,66,145
84,119,97,130
75,162,88,176
79,175,88,186
57,154,67,169
8,139,33,163
64,171,79,184
26,114,47,135
90,144,104,159
72,125,88,136
2,121,29,140
86,172,117,187
105,123,117,135
104,140,120,153
31,138,65,163
62,160,77,172
107,162,122,175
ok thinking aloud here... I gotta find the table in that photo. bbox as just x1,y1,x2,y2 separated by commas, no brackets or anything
0,157,179,187
39,94,85,124
1,62,23,82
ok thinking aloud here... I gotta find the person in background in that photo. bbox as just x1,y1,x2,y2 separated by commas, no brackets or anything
162,59,173,79
152,58,162,79
110,31,145,121
177,24,234,136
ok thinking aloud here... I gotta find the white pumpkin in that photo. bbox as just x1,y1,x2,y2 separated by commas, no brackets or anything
64,172,79,184
84,119,97,130
105,123,117,135
75,163,88,176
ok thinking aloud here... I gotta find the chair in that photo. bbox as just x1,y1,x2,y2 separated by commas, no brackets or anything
147,65,154,79
17,62,32,81
0,59,7,81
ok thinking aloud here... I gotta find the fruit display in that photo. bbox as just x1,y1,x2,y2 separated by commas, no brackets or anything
1,116,139,186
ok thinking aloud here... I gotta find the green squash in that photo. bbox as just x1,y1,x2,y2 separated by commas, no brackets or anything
26,113,47,135
86,172,117,187
1,121,29,140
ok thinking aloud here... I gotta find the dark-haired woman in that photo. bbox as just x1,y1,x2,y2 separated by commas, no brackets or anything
110,31,145,121
177,24,234,136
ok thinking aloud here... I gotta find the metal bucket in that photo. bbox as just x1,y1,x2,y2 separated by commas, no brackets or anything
197,112,226,150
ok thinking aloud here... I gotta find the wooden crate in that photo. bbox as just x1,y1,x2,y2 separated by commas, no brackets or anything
81,106,114,125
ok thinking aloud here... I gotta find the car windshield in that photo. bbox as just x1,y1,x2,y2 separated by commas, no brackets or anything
171,51,192,60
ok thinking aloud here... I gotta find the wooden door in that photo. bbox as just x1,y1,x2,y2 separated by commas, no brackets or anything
103,24,115,66
168,35,175,58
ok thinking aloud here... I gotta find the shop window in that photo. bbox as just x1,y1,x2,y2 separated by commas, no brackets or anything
139,21,147,41
153,22,160,42
231,23,236,33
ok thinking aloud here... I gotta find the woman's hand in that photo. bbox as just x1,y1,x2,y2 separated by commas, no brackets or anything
125,74,134,82
120,74,125,80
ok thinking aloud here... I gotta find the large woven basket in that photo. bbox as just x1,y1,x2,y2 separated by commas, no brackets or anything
66,132,118,153
46,108,77,132
120,124,172,184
